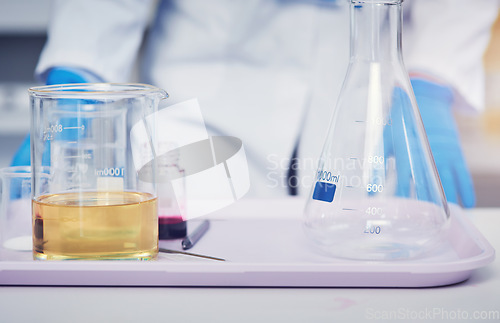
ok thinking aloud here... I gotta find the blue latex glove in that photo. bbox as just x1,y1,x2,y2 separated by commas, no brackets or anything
10,67,101,167
385,79,475,207
385,87,434,202
411,79,475,207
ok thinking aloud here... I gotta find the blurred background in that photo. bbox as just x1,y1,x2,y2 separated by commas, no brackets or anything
0,0,499,206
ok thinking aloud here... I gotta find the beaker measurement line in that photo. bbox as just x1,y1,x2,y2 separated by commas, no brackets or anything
65,154,91,159
342,208,357,211
354,120,364,123
345,185,354,188
63,126,84,130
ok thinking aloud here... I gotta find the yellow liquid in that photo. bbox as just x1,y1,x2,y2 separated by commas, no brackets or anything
32,191,158,260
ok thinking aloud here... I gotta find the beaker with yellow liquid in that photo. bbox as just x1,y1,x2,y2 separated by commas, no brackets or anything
30,83,167,260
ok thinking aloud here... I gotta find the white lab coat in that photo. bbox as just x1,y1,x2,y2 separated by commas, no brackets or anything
36,0,499,197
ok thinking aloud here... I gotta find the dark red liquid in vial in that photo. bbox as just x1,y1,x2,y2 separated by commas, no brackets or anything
159,215,187,239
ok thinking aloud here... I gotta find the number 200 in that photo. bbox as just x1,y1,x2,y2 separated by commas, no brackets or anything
364,226,381,234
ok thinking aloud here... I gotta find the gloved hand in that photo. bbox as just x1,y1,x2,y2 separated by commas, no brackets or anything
411,79,475,207
10,67,101,166
385,79,475,208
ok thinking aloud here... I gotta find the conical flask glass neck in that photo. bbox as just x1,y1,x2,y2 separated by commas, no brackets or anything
350,0,402,62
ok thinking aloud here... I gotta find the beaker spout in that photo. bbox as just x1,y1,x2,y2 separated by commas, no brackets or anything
158,90,169,100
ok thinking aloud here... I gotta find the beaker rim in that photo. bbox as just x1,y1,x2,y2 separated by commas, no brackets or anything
28,83,168,99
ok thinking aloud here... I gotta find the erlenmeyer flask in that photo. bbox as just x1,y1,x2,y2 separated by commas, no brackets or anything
303,0,450,260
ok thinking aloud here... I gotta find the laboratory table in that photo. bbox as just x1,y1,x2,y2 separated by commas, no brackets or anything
0,198,498,323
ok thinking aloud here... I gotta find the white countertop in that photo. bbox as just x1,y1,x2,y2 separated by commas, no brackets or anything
0,201,498,323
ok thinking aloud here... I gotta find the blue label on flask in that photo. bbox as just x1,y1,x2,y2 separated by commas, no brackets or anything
312,182,336,203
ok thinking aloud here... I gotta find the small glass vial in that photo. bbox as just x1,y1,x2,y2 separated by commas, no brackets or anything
157,148,187,239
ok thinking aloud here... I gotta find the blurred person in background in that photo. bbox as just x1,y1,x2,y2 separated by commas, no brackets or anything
12,0,499,206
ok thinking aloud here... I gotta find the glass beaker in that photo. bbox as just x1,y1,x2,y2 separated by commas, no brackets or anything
303,0,450,260
30,83,167,260
0,166,32,251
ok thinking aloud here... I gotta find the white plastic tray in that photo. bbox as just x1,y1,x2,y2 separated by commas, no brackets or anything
0,199,495,287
